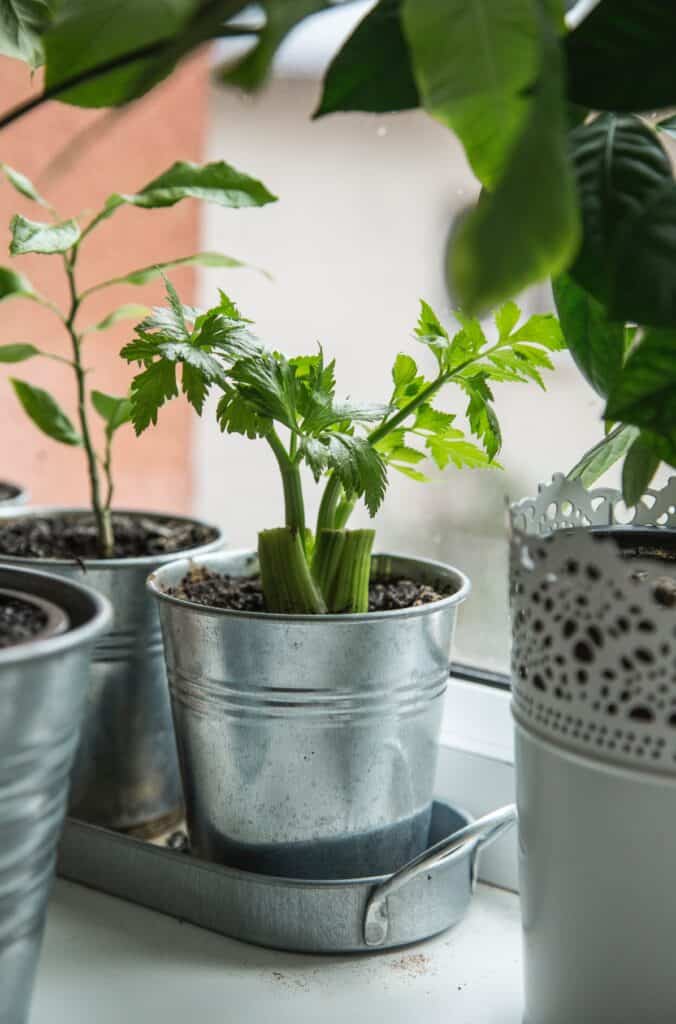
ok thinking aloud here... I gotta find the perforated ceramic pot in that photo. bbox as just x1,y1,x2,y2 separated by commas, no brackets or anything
510,475,676,1024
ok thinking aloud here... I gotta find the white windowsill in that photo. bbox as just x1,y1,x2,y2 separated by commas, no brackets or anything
32,878,522,1024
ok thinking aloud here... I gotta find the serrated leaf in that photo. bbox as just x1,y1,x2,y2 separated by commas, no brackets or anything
392,464,429,482
11,378,82,445
0,0,49,68
217,386,271,439
106,160,277,215
622,433,661,507
415,299,450,369
568,424,639,487
552,273,625,397
414,404,456,435
181,362,209,414
392,352,418,388
315,0,419,118
223,1,329,92
0,163,52,208
494,300,520,339
10,213,80,255
463,377,501,461
128,360,178,434
489,349,545,388
386,445,426,465
0,266,35,301
91,390,132,437
86,304,150,333
426,435,493,470
509,313,565,350
0,342,40,362
605,328,676,436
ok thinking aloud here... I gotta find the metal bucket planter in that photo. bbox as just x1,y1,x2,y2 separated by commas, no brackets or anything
0,482,27,508
149,550,470,879
0,508,223,835
510,475,676,1024
0,565,111,1024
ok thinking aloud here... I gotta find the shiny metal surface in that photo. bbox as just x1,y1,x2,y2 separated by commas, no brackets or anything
0,508,223,833
0,566,111,1024
363,804,516,946
59,800,485,952
149,550,470,878
0,483,27,508
0,587,69,645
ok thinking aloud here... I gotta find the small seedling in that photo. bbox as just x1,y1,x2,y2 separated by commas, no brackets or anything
123,282,564,612
0,160,276,555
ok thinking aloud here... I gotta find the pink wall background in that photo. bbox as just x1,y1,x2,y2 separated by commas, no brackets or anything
0,55,208,514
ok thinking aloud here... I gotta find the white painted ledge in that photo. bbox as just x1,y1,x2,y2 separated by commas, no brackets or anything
31,879,522,1024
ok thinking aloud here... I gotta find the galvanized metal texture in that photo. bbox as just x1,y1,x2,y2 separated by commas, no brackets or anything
149,551,470,879
58,800,494,953
0,565,111,1024
0,508,223,834
0,587,69,645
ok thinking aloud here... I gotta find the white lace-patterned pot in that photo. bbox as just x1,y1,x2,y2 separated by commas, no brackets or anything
510,474,676,1024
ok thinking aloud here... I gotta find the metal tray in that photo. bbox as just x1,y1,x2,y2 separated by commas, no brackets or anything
57,801,515,954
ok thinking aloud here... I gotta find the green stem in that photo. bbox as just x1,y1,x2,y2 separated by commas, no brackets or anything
258,528,326,614
312,529,346,604
325,529,375,614
267,429,306,536
63,252,113,558
315,472,343,535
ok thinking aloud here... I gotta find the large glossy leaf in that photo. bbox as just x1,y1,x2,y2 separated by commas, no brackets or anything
0,266,35,301
315,0,419,118
448,12,579,314
10,213,80,255
11,378,82,446
569,114,676,327
552,273,625,397
565,1,676,112
605,329,676,436
0,0,49,68
402,0,540,188
43,0,199,108
621,432,660,506
223,1,329,92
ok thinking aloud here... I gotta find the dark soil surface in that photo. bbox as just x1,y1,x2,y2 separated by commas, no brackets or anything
0,594,47,648
167,565,451,614
0,482,19,502
0,513,218,560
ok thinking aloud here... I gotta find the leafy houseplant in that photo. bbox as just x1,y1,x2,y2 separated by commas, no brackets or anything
0,158,276,835
124,282,564,613
0,159,276,557
132,284,561,876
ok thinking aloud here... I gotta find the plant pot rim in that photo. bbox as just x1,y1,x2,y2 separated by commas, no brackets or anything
148,548,471,624
0,481,25,500
0,586,69,648
0,506,223,570
0,564,111,667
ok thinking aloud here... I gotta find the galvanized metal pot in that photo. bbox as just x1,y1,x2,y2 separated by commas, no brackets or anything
0,508,223,835
149,550,470,879
0,565,111,1024
0,482,27,508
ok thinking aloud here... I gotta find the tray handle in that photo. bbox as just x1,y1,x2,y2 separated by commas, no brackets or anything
363,804,517,947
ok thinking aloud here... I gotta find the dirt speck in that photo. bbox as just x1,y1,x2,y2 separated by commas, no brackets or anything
388,953,433,978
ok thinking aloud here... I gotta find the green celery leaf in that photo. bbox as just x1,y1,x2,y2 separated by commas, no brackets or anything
449,9,579,314
314,433,388,517
0,342,40,362
223,1,329,92
426,435,493,470
463,375,501,460
622,433,661,506
10,213,80,255
217,385,271,439
0,162,52,208
11,378,82,445
402,0,541,189
0,0,49,68
494,301,520,339
605,329,676,436
552,273,625,397
91,390,132,437
565,2,676,112
568,424,639,488
386,445,426,465
414,404,456,435
392,352,417,388
391,464,429,482
315,0,419,117
509,312,565,350
128,360,178,434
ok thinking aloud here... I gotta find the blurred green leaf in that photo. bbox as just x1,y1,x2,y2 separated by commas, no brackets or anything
85,251,259,295
223,1,328,92
0,266,35,300
605,328,676,435
91,389,133,437
10,213,80,254
0,162,52,208
568,423,639,487
11,378,82,445
552,273,625,397
0,0,49,68
315,0,419,117
85,304,150,333
0,342,40,362
622,432,661,506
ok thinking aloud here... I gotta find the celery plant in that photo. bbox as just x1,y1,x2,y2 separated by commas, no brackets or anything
123,284,564,612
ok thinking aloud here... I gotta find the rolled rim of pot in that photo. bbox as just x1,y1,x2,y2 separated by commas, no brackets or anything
0,481,27,506
0,564,112,665
0,507,224,570
147,550,471,622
